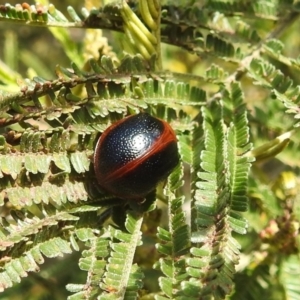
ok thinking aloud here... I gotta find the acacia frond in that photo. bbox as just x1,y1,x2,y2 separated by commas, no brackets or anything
248,57,300,127
0,205,78,292
184,82,251,299
100,214,143,299
0,55,205,126
66,231,110,299
156,161,190,299
0,3,123,30
225,82,253,214
67,205,151,299
0,236,73,291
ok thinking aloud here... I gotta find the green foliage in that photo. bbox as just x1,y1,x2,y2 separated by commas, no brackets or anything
0,0,300,299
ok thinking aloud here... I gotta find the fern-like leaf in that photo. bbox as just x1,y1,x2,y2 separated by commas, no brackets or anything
248,57,300,127
184,82,252,299
66,229,110,299
156,162,189,299
0,233,73,292
68,209,147,299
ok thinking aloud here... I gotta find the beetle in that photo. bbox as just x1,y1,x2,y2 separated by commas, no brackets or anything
94,113,179,199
